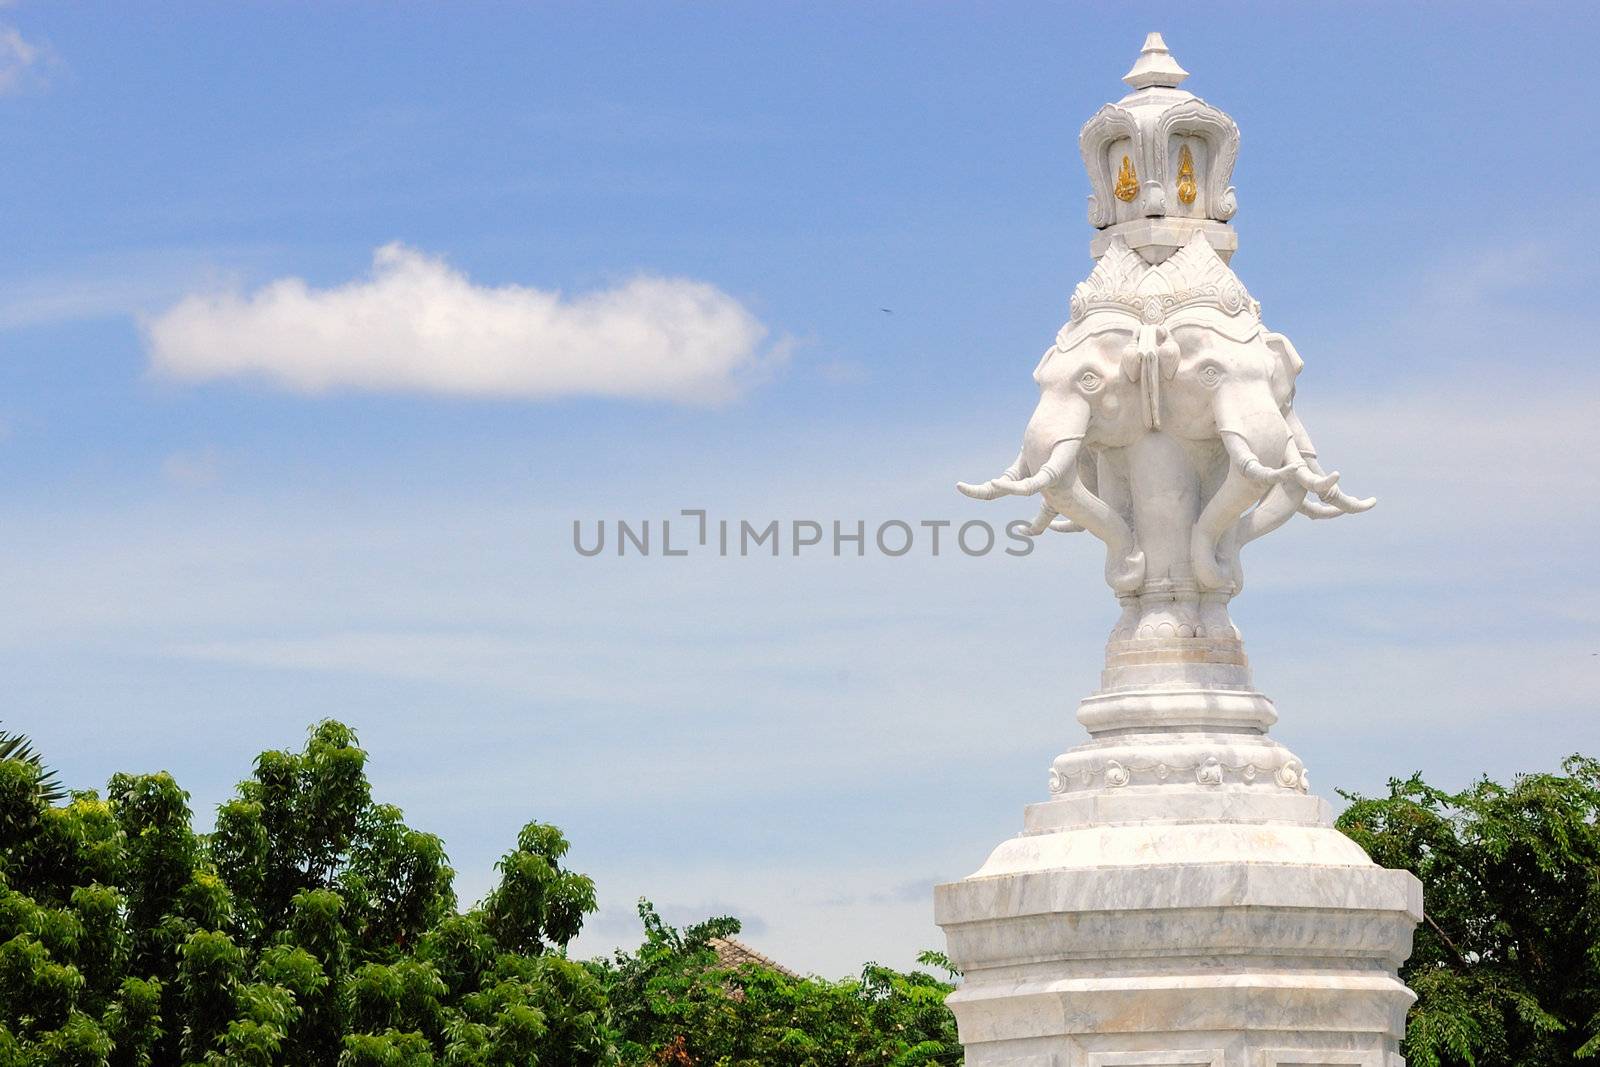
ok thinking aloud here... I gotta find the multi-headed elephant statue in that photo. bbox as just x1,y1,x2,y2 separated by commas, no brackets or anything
958,233,1374,636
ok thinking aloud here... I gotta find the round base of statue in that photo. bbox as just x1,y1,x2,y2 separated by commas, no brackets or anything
935,640,1420,1067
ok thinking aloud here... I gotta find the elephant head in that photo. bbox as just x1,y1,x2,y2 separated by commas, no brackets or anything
957,320,1149,593
1166,323,1373,592
1265,332,1377,521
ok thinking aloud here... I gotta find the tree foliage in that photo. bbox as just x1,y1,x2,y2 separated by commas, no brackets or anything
0,721,960,1065
595,902,960,1065
1338,756,1600,1067
0,721,611,1066
0,723,64,809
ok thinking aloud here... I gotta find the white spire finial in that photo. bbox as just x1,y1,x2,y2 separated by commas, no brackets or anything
1122,31,1189,90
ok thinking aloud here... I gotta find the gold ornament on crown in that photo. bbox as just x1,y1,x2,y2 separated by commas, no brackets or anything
1114,154,1139,203
1176,143,1198,206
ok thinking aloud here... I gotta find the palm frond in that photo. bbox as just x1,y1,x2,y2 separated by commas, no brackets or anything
0,721,66,806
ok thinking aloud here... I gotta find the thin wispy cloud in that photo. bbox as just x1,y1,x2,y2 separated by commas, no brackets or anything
0,249,260,331
144,244,778,404
0,25,52,95
160,448,223,489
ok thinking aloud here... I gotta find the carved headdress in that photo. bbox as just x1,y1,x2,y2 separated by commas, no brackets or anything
1062,233,1260,350
1047,233,1260,432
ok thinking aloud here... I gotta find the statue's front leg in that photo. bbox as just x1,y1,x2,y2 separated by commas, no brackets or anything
1123,432,1203,639
1092,449,1141,640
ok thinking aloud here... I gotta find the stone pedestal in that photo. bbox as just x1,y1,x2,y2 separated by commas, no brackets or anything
935,637,1421,1067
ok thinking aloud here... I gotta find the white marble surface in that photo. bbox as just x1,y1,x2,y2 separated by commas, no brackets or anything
938,33,1420,1067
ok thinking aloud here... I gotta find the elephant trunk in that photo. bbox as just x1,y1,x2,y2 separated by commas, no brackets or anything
1192,463,1266,592
1194,400,1294,591
1120,324,1181,432
1038,455,1145,594
1222,440,1314,593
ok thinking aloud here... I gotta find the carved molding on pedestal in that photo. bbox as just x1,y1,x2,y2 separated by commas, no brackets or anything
1047,751,1309,795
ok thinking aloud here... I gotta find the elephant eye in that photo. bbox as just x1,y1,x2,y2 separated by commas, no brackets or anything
1078,370,1103,391
1198,364,1223,387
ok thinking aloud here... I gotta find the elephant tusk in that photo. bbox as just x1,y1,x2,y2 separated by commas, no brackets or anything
1019,503,1057,536
957,451,1026,500
1017,503,1085,535
1245,460,1295,483
958,439,1081,500
1320,486,1377,513
1221,432,1293,483
1299,498,1344,520
1007,438,1082,495
956,479,1005,501
1282,417,1375,514
1280,439,1345,502
1291,465,1340,495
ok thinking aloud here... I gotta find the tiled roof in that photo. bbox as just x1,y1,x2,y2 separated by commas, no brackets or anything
707,936,801,979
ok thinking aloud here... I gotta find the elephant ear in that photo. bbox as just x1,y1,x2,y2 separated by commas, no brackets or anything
1264,332,1304,380
1032,343,1060,380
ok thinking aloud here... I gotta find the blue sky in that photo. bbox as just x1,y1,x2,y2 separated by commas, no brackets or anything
2,3,1598,976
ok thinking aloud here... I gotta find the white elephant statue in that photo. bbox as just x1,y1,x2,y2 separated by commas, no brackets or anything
959,234,1373,641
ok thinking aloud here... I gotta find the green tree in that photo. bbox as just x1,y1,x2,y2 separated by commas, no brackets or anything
1338,756,1600,1067
0,772,152,1064
209,719,447,959
432,824,615,1066
0,722,619,1066
0,723,64,808
106,770,205,993
597,901,961,1066
3,719,976,1065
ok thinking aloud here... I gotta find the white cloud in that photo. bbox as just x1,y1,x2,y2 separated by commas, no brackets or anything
144,244,776,404
0,247,307,332
0,26,48,95
0,265,219,330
